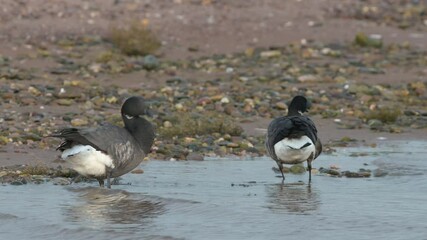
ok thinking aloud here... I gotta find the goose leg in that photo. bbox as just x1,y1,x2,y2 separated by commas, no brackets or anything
70,175,81,184
97,178,105,187
106,171,112,189
307,153,314,183
277,162,285,182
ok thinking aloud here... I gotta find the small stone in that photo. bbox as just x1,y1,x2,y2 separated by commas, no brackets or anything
226,142,239,148
188,46,199,52
408,82,426,96
260,50,281,58
71,118,89,127
1,92,14,99
142,55,159,71
220,97,230,104
210,95,224,101
330,164,340,170
131,169,144,174
52,177,71,185
184,137,196,144
175,103,184,110
308,21,322,27
20,97,36,105
28,86,42,96
298,74,320,83
275,102,287,110
0,136,9,145
319,167,341,176
10,181,24,186
106,96,118,104
245,47,255,57
197,97,211,106
239,140,254,149
89,63,102,73
223,134,232,141
343,171,371,178
368,119,383,130
373,168,388,177
186,152,204,161
83,101,95,110
55,86,82,99
56,99,74,106
354,32,382,48
290,164,306,174
225,67,234,73
163,121,172,128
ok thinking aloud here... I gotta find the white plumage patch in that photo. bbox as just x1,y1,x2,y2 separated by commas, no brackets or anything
61,145,115,177
274,136,316,164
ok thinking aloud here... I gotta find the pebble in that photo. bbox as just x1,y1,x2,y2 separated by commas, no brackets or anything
71,118,89,127
163,121,172,128
56,99,74,106
52,177,71,185
260,50,281,58
186,152,204,161
28,86,42,96
298,74,320,83
368,119,383,130
10,181,25,185
175,103,184,110
319,167,341,176
289,164,306,174
142,55,160,70
55,86,82,99
343,170,371,178
373,168,388,177
220,97,230,104
131,169,144,174
275,102,287,110
0,136,9,145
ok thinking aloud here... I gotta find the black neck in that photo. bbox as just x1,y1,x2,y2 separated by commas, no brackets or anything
287,109,302,116
123,117,155,154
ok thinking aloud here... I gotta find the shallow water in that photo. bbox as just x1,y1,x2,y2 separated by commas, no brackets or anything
1,141,427,240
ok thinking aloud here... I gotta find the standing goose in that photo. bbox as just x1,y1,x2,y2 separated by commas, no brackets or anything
266,96,322,182
50,96,155,188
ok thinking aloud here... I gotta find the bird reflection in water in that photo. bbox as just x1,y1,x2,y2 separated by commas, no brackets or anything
65,187,165,226
265,183,320,214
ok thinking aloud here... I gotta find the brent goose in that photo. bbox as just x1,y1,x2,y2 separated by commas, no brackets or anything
266,96,322,182
50,96,155,188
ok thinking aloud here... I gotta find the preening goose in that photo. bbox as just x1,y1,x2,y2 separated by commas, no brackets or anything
50,96,155,188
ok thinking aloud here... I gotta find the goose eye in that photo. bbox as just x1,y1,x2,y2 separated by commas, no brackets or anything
124,114,134,119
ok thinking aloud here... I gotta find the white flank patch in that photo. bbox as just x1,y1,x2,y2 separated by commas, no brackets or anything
274,136,316,164
61,145,115,177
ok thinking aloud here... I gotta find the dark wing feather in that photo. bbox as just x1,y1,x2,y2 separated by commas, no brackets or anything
290,116,318,144
315,137,322,159
266,115,320,161
50,123,144,173
266,117,293,161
